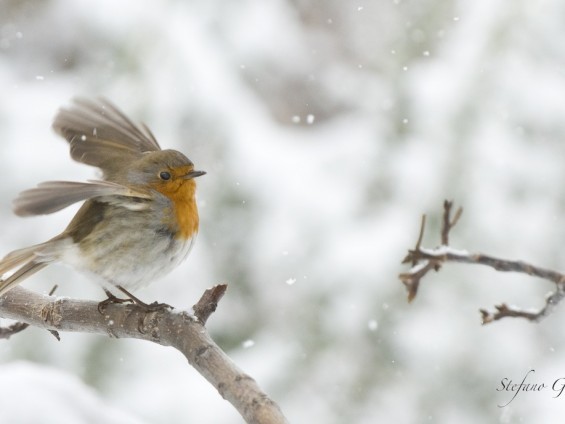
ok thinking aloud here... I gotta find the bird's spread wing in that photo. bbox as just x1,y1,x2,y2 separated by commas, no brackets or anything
13,180,151,216
52,97,161,171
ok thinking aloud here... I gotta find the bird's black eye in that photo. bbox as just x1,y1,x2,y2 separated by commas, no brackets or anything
159,171,171,181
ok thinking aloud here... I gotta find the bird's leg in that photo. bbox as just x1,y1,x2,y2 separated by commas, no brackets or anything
117,285,173,312
97,288,133,313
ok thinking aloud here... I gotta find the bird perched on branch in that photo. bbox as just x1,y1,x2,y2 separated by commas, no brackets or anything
0,98,205,308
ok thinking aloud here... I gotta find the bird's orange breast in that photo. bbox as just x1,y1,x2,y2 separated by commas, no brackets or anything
153,176,199,240
170,180,199,240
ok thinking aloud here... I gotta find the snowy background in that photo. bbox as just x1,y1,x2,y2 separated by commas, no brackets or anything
1,0,565,422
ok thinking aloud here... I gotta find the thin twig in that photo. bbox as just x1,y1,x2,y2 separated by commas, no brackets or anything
440,200,452,245
413,214,427,266
441,200,463,245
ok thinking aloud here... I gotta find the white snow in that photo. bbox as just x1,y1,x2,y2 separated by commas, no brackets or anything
0,361,145,424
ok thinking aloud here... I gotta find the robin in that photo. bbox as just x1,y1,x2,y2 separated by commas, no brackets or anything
0,98,205,308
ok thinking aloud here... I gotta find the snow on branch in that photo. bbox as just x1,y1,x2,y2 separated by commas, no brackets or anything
399,200,565,324
0,285,288,424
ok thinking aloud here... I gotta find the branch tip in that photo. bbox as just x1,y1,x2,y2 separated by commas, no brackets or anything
193,284,228,324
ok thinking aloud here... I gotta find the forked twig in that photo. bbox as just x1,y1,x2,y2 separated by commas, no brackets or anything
399,200,565,324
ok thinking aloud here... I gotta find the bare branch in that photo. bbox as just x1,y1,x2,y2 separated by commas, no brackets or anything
0,286,288,424
399,200,565,324
480,288,565,324
415,248,565,285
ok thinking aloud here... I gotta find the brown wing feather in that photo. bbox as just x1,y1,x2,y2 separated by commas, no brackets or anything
13,180,151,217
52,97,161,172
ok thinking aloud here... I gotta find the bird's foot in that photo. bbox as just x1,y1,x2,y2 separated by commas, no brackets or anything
117,286,173,313
97,289,134,313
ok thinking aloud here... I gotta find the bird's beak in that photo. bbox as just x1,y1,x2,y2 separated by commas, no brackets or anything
183,170,206,180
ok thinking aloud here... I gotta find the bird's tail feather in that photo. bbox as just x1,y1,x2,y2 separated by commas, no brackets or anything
0,243,56,296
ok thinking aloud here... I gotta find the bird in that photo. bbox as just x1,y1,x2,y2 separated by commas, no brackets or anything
0,98,205,308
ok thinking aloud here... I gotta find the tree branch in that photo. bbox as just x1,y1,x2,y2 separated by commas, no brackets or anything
399,200,565,324
0,286,288,424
